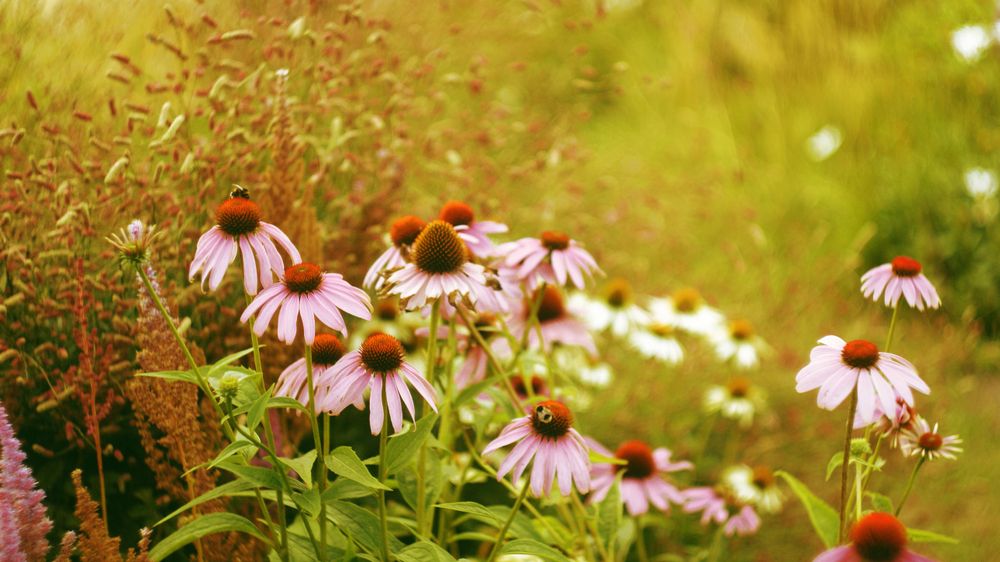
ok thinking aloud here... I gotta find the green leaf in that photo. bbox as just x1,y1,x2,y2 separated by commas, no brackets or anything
386,413,438,474
865,491,894,513
218,458,293,492
908,528,959,544
596,474,623,554
206,347,256,377
281,450,317,489
435,501,503,526
156,479,258,526
328,446,390,490
398,452,442,512
326,500,404,553
206,439,257,470
825,452,844,481
322,478,375,501
148,513,267,561
499,538,570,562
291,488,321,517
396,541,458,562
776,470,839,548
138,369,200,385
246,387,272,431
267,396,310,414
589,450,628,466
454,373,508,407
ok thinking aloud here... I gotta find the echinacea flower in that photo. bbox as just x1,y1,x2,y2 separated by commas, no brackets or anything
189,193,301,295
853,397,916,449
814,512,936,562
709,319,766,369
363,215,426,291
860,257,941,311
723,465,783,514
899,417,962,461
483,400,591,496
321,333,437,435
502,231,601,290
795,336,930,425
240,262,372,344
508,286,597,355
682,487,761,537
387,220,487,310
438,200,508,257
704,377,767,428
569,278,649,337
648,288,725,337
276,334,345,410
588,438,692,516
629,324,684,365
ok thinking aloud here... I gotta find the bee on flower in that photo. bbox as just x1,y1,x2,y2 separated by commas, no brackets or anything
568,278,649,337
708,319,767,370
704,377,767,428
648,287,725,337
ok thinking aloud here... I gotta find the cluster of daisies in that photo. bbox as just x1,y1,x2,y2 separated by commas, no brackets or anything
794,256,959,561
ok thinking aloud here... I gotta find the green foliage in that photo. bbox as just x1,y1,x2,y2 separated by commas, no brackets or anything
148,513,267,561
776,470,839,548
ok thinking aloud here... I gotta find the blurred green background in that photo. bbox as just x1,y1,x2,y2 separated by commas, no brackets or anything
3,0,999,560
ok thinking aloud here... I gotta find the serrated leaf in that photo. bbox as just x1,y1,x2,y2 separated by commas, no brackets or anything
328,446,389,490
386,413,438,474
499,538,570,561
597,474,623,554
156,479,258,526
908,528,959,544
825,452,844,481
776,470,839,548
148,513,267,561
281,450,317,489
396,540,458,562
865,491,894,513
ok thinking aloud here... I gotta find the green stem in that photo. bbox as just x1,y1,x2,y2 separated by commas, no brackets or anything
571,493,608,561
706,525,725,562
416,300,440,536
303,345,327,561
884,305,900,352
839,386,858,543
486,484,531,562
455,305,523,410
854,463,864,522
895,457,925,517
634,515,647,562
377,383,392,562
521,283,546,351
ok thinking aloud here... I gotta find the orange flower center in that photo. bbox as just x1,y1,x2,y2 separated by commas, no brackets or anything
917,432,943,451
615,440,655,479
727,377,752,398
375,299,399,321
410,220,467,274
360,333,405,373
439,200,475,226
531,400,573,439
730,319,754,340
841,340,879,369
312,334,345,365
890,256,922,277
751,466,775,489
216,198,262,236
540,230,570,251
850,512,907,562
672,287,701,313
390,215,426,247
604,278,631,308
284,263,323,294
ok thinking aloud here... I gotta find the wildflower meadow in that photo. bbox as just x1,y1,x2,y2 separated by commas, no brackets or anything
2,1,997,561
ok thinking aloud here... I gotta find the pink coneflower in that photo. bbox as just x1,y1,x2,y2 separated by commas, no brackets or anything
814,512,936,562
363,215,426,291
682,487,761,537
568,278,649,337
275,334,345,410
320,333,437,435
861,256,941,311
795,336,930,425
387,220,486,310
853,397,916,448
588,439,692,516
240,262,372,344
508,286,597,355
502,231,601,290
189,193,301,295
439,200,508,257
483,400,591,496
899,417,962,461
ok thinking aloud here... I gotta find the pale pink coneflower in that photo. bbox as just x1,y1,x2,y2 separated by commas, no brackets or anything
387,220,486,310
795,336,929,425
709,319,766,370
483,400,591,496
587,438,691,516
682,487,761,537
647,287,725,337
275,334,345,410
240,262,373,344
568,278,649,337
899,417,962,461
703,377,767,428
189,193,301,295
321,333,437,435
814,512,936,562
438,200,508,257
629,323,684,365
861,256,941,311
501,231,602,290
508,286,597,356
852,397,916,449
363,215,426,291
722,465,784,514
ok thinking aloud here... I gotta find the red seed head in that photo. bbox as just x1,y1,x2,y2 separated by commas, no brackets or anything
216,198,262,236
540,230,570,251
850,512,907,562
615,440,656,479
312,334,345,366
535,286,566,323
531,400,574,439
390,215,426,247
439,200,475,226
841,340,880,369
890,256,922,277
284,263,323,294
360,333,405,373
410,220,467,274
918,432,943,451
